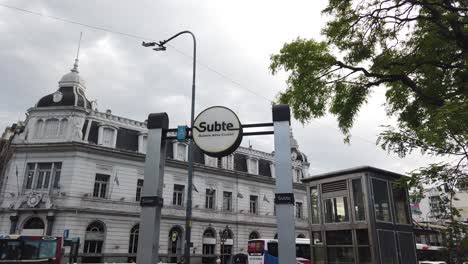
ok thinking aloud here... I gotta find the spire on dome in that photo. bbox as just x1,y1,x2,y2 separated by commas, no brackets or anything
290,128,299,149
71,32,82,73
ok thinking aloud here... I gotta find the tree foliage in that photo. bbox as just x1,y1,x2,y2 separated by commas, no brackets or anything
271,0,467,261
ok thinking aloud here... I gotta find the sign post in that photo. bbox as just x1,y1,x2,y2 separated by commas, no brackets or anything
137,113,169,264
272,105,296,264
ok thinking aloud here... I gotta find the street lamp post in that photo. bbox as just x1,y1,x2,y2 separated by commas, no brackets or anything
219,228,229,264
142,30,197,264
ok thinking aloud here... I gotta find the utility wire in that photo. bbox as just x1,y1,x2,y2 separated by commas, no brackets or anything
0,2,273,103
0,2,381,147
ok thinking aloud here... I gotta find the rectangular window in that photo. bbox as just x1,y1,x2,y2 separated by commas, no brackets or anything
52,163,61,189
324,197,349,223
250,195,258,214
393,185,410,224
202,244,215,255
352,178,366,221
205,189,216,209
136,179,144,202
372,179,391,222
296,202,303,219
35,163,52,189
25,164,36,189
24,162,62,190
310,186,320,224
173,184,184,206
83,240,103,254
223,192,232,211
93,174,109,198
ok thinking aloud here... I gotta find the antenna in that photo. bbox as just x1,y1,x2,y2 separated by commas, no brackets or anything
71,32,83,73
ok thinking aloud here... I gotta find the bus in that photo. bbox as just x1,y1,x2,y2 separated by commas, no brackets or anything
0,235,62,264
248,238,311,264
416,243,447,264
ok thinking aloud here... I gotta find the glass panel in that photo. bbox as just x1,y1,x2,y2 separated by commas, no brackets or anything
310,186,320,224
313,247,326,264
324,197,349,223
53,163,61,189
358,247,372,264
39,241,57,258
312,232,323,245
23,240,40,259
356,229,369,245
267,242,278,257
352,178,366,221
372,179,391,222
0,241,20,260
398,232,417,264
326,230,352,245
296,202,303,218
250,196,258,214
327,247,354,264
393,185,410,224
378,230,398,264
296,244,310,259
223,192,232,211
25,163,35,189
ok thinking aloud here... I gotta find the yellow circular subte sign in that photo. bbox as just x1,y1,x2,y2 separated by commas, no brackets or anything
192,106,243,157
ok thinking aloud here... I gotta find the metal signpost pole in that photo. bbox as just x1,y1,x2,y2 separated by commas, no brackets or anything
136,113,169,264
272,105,296,264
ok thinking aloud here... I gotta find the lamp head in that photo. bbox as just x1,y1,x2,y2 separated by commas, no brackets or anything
142,41,157,47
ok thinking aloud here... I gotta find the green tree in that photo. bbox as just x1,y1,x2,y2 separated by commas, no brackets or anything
270,0,467,262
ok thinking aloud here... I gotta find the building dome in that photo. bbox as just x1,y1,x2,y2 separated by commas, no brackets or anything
36,59,91,109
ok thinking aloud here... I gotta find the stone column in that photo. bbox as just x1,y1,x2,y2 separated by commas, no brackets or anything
9,215,19,234
46,214,55,236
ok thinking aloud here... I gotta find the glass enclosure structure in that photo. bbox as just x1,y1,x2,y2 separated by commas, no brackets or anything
303,166,417,264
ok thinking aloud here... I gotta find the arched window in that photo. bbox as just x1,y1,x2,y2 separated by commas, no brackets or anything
168,226,184,263
84,221,105,255
202,228,216,260
249,231,260,240
297,233,306,238
44,119,59,137
86,221,105,232
59,119,68,136
35,120,44,138
23,217,45,229
203,228,216,238
128,224,139,254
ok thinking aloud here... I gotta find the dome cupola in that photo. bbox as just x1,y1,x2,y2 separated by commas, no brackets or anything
36,58,92,110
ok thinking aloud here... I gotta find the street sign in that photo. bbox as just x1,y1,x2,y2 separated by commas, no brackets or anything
192,106,243,157
63,229,69,239
177,125,187,142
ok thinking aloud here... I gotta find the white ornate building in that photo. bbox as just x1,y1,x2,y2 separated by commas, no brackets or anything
0,59,310,263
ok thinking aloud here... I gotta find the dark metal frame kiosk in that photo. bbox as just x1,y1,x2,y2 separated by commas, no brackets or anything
302,166,417,264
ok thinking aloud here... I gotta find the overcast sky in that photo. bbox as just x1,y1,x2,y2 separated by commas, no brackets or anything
0,0,435,175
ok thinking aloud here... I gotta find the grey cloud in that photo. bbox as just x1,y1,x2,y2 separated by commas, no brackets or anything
0,0,428,176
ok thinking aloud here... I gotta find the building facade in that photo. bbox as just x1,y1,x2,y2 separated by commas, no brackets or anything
0,60,310,263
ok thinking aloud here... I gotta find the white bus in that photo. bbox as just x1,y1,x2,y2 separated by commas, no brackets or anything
247,238,311,264
416,243,447,264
